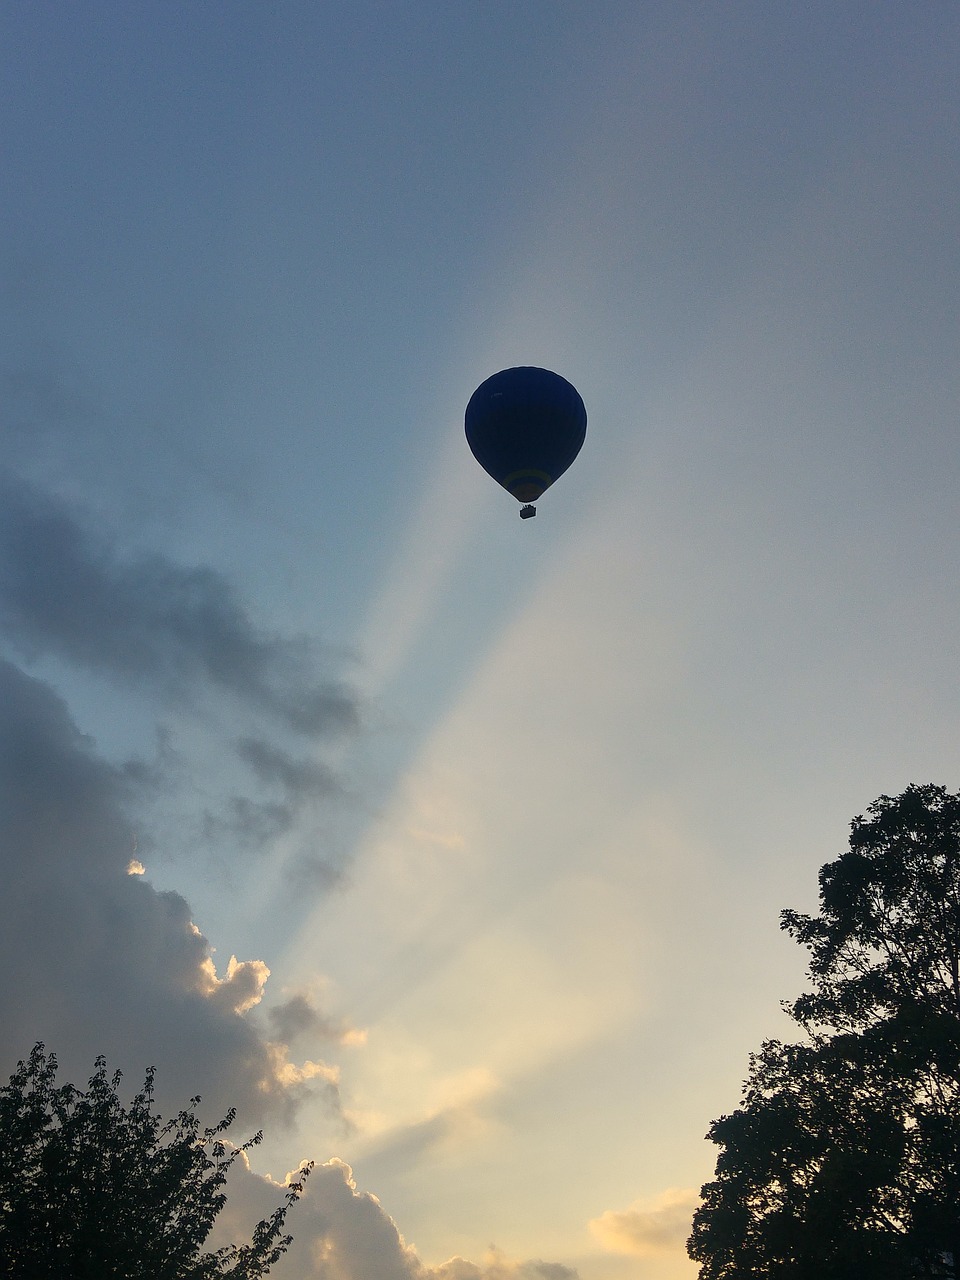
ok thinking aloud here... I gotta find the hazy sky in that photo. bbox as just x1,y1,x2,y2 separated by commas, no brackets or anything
2,4,959,1278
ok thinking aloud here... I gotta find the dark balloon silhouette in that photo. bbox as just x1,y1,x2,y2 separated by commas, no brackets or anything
465,367,586,518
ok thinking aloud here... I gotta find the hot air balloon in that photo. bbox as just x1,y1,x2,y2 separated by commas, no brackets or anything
465,366,587,518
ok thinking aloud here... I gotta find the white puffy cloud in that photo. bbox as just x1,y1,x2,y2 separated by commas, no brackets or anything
215,1156,580,1280
199,953,271,1016
431,1253,578,1280
589,1187,699,1257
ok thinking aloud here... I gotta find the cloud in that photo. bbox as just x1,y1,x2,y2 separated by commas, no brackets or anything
215,1156,580,1280
236,736,339,796
0,468,363,874
268,993,366,1048
588,1188,699,1257
354,1066,501,1177
200,953,272,1016
0,470,359,737
0,657,343,1130
201,737,341,848
431,1254,578,1280
213,1156,422,1280
199,793,302,855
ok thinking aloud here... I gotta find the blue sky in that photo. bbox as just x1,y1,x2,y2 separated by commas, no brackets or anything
2,4,959,1277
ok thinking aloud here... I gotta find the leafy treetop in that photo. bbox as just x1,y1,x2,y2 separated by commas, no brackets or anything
0,1043,311,1280
689,785,960,1280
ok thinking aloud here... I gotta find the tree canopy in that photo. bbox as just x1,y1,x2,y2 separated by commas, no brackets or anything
0,1043,310,1279
688,783,960,1279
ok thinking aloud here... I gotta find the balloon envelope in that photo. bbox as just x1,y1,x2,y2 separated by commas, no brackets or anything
465,367,587,506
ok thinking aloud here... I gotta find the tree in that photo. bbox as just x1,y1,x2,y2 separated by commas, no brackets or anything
688,783,960,1279
0,1043,311,1279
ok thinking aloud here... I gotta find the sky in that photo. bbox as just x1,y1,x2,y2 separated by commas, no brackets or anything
1,2,958,1277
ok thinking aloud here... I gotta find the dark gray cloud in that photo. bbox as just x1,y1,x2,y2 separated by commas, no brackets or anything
1,655,130,875
0,657,342,1130
0,470,359,738
0,468,362,874
236,736,339,798
191,739,342,857
201,794,298,851
268,993,360,1047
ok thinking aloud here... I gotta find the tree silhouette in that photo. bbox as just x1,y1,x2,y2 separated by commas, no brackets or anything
0,1044,311,1279
688,784,960,1279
